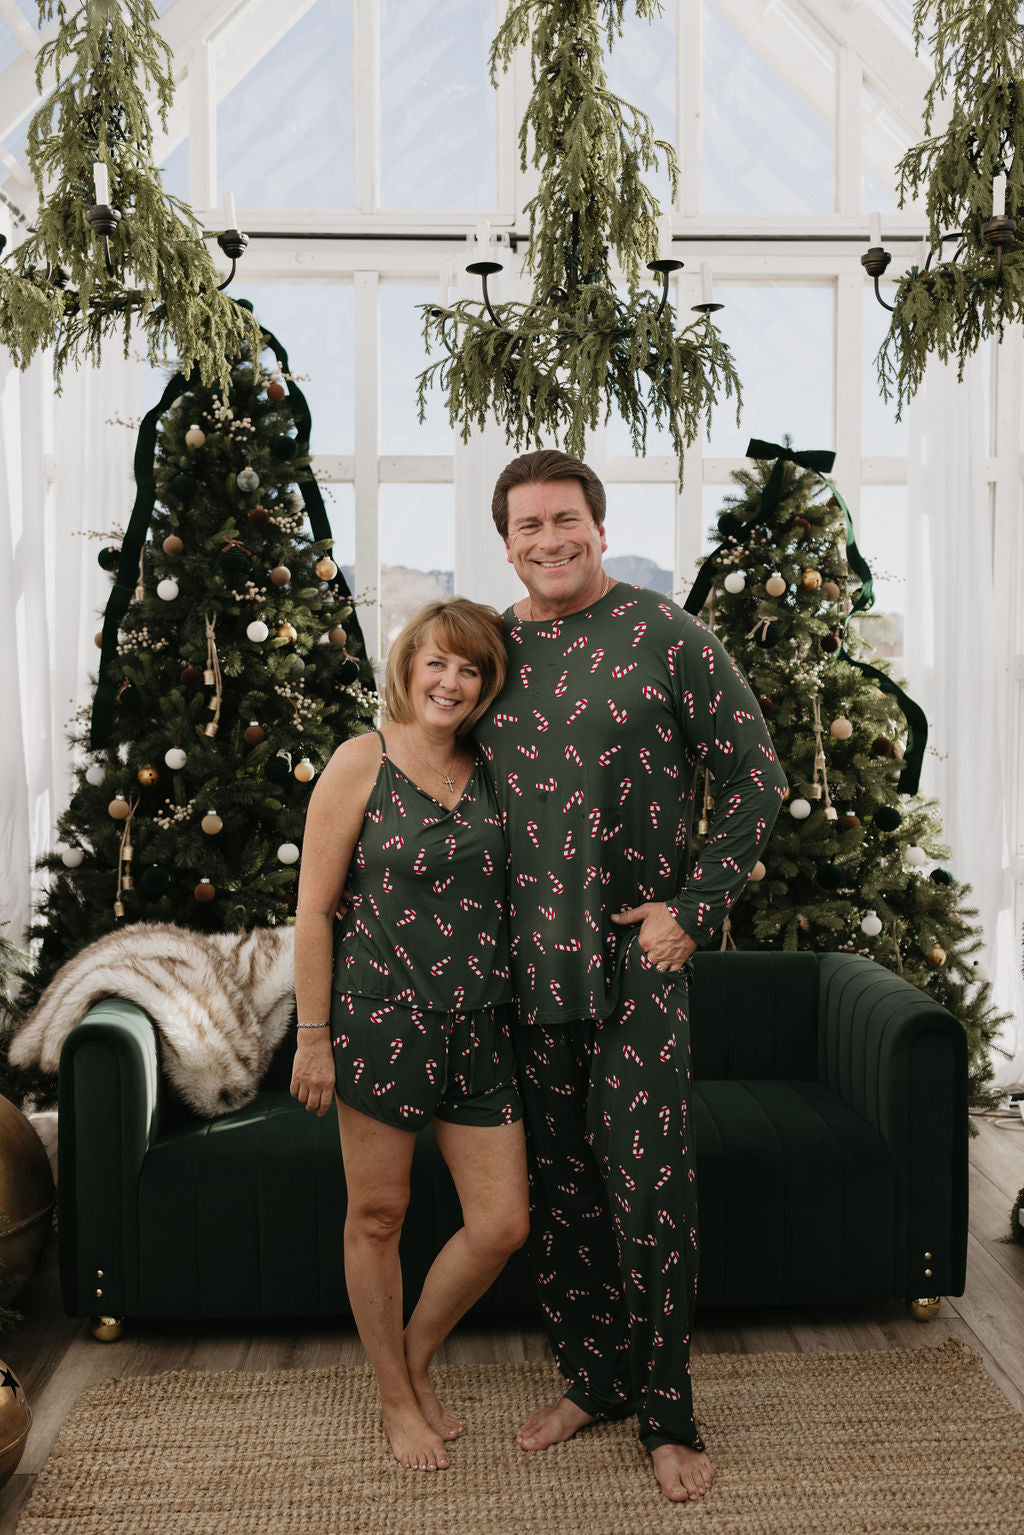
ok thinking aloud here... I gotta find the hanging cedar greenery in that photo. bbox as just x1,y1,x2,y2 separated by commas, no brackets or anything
875,0,1023,414
0,0,260,389
417,0,741,479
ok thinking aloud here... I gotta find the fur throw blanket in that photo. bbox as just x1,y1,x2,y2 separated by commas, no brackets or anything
10,923,296,1118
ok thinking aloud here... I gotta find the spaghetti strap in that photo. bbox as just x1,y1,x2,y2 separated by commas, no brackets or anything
374,728,387,760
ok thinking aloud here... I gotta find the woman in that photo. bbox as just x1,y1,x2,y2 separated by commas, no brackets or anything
291,598,529,1473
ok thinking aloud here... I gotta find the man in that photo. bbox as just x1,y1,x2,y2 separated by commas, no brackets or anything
474,449,786,1504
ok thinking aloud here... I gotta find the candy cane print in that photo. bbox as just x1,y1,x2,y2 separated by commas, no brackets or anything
630,1089,649,1112
654,1165,673,1190
612,661,637,679
623,1042,643,1066
353,1058,366,1082
658,1104,672,1134
631,1129,644,1159
554,670,569,697
597,743,621,764
564,743,583,765
589,647,605,672
608,699,628,724
661,1249,680,1274
566,698,588,723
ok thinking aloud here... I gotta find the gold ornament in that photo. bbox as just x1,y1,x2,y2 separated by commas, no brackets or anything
200,811,223,836
0,1356,31,1490
162,534,184,556
764,573,787,598
194,879,216,903
136,764,159,786
748,861,766,882
801,569,823,591
108,796,130,820
328,625,347,645
294,759,316,783
0,1096,55,1310
926,943,947,969
315,557,338,581
277,621,298,644
270,565,292,586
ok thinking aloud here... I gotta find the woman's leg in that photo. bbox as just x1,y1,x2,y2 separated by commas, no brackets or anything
403,1117,530,1436
335,1099,451,1470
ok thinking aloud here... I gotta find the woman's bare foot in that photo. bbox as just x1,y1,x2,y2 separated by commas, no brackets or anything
410,1374,464,1440
651,1443,715,1502
382,1402,451,1470
517,1395,596,1450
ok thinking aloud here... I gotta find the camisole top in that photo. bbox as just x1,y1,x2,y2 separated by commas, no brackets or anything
331,734,512,1012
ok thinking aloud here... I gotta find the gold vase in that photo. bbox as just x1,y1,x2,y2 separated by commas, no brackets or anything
0,1095,56,1307
0,1360,30,1489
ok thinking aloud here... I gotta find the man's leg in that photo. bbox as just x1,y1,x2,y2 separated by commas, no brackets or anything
512,1024,633,1435
586,955,714,1500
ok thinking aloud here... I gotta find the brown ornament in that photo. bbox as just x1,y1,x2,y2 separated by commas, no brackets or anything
872,735,894,757
180,665,203,689
315,557,338,581
162,534,184,556
136,764,159,786
800,568,823,591
193,879,216,903
277,621,298,644
200,811,223,836
792,516,811,533
244,722,265,745
757,693,775,718
248,505,271,528
94,632,104,649
748,861,766,883
108,796,130,820
926,943,947,969
764,573,787,598
838,812,862,833
270,564,292,586
266,380,286,402
328,625,347,645
822,580,841,601
821,630,841,653
184,426,206,449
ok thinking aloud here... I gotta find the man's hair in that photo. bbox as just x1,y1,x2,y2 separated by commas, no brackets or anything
491,449,606,539
382,598,508,737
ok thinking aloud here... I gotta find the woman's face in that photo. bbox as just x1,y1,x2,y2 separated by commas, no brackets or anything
406,631,483,736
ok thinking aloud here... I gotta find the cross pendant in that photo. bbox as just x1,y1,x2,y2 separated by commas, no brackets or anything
443,774,455,791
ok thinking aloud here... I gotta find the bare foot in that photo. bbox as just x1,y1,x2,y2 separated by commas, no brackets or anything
651,1443,715,1502
410,1375,464,1441
517,1395,596,1451
382,1402,451,1470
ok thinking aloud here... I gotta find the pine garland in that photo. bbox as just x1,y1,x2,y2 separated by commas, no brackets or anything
0,1,261,389
418,0,741,476
876,0,1024,412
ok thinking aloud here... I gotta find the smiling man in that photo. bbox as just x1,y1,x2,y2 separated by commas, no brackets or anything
474,448,786,1504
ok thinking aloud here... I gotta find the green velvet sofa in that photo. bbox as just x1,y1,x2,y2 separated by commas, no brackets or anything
57,951,967,1333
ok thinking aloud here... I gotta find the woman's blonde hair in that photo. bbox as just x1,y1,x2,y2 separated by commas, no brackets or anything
383,598,508,736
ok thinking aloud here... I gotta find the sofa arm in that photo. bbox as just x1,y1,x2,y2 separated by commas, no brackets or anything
57,1000,163,1319
817,952,968,1298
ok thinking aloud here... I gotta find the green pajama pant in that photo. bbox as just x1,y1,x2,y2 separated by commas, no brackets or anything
512,940,703,1452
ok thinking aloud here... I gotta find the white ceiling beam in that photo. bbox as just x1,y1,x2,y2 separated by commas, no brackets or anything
0,0,39,54
799,0,931,137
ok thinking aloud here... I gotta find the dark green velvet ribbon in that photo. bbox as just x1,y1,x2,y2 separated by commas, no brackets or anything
90,318,359,750
683,437,927,795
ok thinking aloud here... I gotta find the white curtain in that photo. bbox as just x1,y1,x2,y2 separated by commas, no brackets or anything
0,339,145,950
906,351,1024,1086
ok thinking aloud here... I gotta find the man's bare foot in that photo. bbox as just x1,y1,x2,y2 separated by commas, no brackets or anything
651,1443,715,1502
517,1395,596,1451
381,1402,451,1470
410,1375,464,1441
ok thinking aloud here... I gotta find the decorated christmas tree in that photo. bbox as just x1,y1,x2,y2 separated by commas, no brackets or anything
24,312,376,1010
687,439,1005,1109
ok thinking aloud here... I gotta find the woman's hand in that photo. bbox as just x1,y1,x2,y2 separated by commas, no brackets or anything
610,902,697,972
290,1031,337,1117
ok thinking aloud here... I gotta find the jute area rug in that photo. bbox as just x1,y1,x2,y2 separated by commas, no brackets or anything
17,1339,1024,1535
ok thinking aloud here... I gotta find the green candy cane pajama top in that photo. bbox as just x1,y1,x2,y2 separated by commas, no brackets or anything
475,584,786,1451
331,733,520,1131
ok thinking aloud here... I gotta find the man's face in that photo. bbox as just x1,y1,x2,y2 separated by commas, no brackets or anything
504,479,607,618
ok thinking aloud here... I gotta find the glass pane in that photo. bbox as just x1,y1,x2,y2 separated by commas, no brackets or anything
705,285,834,457
380,0,495,210
604,3,676,214
863,284,908,455
12,0,45,27
322,482,355,588
380,283,452,454
379,484,455,651
158,137,189,202
702,0,835,213
852,485,906,662
603,483,675,596
862,84,911,211
217,0,353,210
0,23,22,73
606,279,679,457
234,283,354,455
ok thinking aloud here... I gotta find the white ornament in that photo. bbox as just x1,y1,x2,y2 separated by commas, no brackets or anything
237,467,260,492
61,847,84,868
156,578,179,601
723,571,746,595
164,747,187,770
971,961,990,985
788,797,812,820
85,763,106,786
905,845,927,867
247,619,270,643
860,910,883,937
277,842,300,865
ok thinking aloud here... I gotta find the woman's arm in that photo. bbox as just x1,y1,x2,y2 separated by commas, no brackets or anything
291,731,381,1115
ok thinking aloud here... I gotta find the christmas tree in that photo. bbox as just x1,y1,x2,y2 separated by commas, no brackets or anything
23,312,376,1015
687,439,1005,1110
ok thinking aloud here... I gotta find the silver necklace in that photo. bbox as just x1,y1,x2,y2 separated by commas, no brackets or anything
526,572,610,623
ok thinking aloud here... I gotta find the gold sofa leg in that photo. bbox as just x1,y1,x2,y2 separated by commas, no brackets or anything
89,1316,125,1342
908,1297,941,1321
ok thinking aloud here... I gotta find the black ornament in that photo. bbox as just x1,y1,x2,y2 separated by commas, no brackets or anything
717,512,742,539
266,756,291,784
929,867,954,886
170,472,197,503
141,864,172,897
874,805,903,832
271,434,298,461
755,624,779,648
338,657,361,683
97,546,122,572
